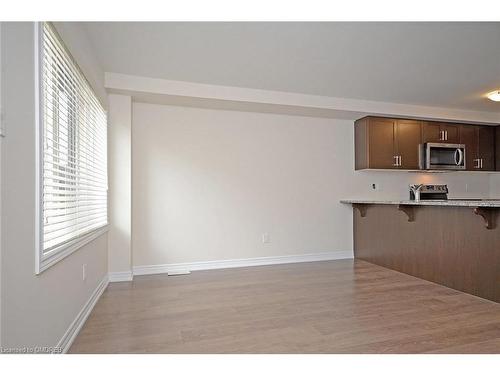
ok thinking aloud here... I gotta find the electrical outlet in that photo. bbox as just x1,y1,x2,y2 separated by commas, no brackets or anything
371,183,380,191
262,233,270,244
82,264,87,281
0,112,5,137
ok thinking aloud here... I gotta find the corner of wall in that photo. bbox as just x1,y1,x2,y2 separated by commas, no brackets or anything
107,94,133,280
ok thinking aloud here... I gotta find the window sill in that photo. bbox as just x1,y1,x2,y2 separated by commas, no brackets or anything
36,225,109,274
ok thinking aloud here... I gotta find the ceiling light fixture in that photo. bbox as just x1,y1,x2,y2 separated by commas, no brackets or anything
487,90,500,102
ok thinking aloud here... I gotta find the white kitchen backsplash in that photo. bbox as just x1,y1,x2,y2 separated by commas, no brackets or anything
349,170,492,200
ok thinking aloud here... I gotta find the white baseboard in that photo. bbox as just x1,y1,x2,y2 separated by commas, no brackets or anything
133,250,353,276
56,274,109,353
109,270,134,282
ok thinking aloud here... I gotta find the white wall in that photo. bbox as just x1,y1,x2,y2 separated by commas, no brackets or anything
0,23,108,349
0,21,4,347
131,103,491,267
108,94,132,276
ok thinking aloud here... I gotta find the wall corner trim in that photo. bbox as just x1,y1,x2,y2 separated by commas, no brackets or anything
108,270,134,283
133,251,354,277
56,274,109,353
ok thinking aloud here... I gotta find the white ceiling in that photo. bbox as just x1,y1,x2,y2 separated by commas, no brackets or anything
82,22,500,113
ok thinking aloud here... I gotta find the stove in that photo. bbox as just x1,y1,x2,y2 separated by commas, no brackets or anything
409,184,448,201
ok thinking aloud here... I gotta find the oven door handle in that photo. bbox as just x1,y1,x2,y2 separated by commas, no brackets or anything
455,148,464,166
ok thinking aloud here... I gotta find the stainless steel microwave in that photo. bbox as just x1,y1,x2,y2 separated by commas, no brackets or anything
419,143,466,170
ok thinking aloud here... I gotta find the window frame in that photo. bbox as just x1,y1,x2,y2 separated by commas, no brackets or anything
35,22,108,274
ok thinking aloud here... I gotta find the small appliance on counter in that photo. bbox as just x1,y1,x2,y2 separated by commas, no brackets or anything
409,184,448,201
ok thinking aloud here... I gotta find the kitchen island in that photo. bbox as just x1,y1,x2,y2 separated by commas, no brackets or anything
341,199,500,303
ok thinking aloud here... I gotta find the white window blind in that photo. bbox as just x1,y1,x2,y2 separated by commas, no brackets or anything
40,22,108,260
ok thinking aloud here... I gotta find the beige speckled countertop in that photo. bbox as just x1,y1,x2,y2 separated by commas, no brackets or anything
340,199,500,208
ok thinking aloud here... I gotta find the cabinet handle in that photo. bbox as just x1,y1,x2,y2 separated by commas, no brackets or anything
399,155,402,166
480,158,483,169
455,148,464,166
439,130,447,141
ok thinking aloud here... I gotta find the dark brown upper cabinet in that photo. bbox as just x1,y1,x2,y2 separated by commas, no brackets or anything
422,121,460,143
496,127,500,171
459,125,478,171
355,116,498,171
355,117,422,170
459,125,495,171
397,119,423,169
478,126,495,171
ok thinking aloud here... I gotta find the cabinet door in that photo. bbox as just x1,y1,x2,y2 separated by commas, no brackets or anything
368,118,397,169
442,123,460,143
459,125,478,171
423,122,460,143
422,122,442,143
396,119,422,169
496,127,500,171
478,126,495,171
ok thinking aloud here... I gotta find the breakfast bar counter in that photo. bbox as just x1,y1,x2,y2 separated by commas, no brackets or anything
341,199,500,208
342,199,500,302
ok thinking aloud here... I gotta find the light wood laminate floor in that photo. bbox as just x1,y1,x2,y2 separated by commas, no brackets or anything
69,259,500,353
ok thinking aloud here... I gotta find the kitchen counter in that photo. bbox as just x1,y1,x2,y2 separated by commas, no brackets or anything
344,199,500,303
341,199,500,207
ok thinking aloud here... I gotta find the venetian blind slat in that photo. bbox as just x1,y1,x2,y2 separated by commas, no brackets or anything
41,22,108,255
